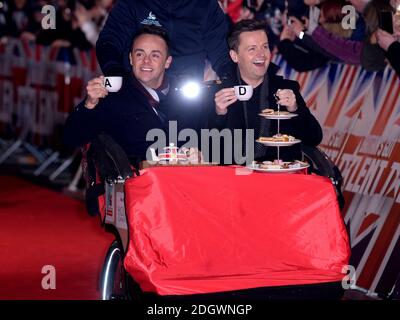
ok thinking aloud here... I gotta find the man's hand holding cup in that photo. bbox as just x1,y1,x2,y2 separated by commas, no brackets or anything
214,88,237,115
214,85,253,115
85,75,123,109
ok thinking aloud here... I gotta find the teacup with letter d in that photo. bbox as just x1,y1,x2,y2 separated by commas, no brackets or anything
234,85,253,101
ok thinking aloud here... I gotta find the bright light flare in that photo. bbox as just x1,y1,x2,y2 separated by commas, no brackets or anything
181,81,200,99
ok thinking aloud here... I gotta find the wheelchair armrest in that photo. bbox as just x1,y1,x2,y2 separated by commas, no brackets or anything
301,145,345,210
301,145,337,178
90,133,134,181
81,134,136,217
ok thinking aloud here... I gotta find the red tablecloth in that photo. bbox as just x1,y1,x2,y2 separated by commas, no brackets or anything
124,166,350,295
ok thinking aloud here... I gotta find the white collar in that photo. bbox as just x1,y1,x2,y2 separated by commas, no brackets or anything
141,83,160,102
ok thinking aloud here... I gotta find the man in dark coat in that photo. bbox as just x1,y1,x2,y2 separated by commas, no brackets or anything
207,19,323,165
96,0,234,80
64,25,207,162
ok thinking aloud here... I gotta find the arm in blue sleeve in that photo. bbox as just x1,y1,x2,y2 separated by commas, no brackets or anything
96,0,137,75
203,0,235,78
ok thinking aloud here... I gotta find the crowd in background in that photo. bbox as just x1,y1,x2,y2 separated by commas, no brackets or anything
0,0,399,74
0,0,114,50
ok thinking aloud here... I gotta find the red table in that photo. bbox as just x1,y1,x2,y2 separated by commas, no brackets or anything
124,166,350,295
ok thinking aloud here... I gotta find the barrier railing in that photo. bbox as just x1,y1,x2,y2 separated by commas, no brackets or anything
0,38,99,140
0,38,100,178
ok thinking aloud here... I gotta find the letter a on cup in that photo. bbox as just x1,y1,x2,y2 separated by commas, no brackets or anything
105,79,112,88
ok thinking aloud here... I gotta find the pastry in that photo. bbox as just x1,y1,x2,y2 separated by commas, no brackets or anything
261,108,274,114
258,134,296,142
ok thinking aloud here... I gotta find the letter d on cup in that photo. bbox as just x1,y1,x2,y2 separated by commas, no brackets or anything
234,85,253,101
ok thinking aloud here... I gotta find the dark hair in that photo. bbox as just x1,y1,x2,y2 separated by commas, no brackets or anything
227,19,268,51
287,1,309,21
320,0,350,24
131,25,171,54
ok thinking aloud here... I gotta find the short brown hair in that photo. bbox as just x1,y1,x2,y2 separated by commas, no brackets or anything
227,19,268,51
320,0,349,23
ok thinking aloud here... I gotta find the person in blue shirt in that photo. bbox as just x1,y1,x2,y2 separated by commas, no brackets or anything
96,0,235,81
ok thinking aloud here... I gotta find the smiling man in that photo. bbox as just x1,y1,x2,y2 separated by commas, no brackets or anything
208,19,323,164
64,25,205,163
129,32,172,89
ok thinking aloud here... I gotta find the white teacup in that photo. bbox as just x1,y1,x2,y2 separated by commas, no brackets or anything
103,76,123,92
234,85,253,101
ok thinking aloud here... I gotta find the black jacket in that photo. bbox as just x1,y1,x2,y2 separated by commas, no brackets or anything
386,41,400,77
278,38,331,72
96,0,234,79
64,74,212,161
207,65,323,164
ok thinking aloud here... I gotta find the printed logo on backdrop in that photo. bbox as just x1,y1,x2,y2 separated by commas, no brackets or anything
343,194,399,292
271,54,400,295
342,69,375,122
301,66,330,101
141,11,162,26
333,68,376,135
328,67,400,138
370,68,400,137
321,71,397,147
323,64,361,129
326,64,346,99
317,65,400,294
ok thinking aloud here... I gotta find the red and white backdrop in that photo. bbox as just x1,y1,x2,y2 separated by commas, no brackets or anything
0,40,398,297
0,39,99,146
273,55,400,297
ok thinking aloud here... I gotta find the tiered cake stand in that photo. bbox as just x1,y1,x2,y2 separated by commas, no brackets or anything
249,104,309,173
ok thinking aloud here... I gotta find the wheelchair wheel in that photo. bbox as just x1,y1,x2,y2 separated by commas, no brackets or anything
100,240,129,300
